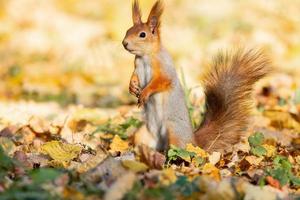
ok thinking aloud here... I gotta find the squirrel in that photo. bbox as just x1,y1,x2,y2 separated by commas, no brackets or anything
122,0,270,153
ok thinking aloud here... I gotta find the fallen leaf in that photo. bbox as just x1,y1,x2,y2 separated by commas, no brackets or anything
209,152,221,166
138,145,166,169
29,116,50,134
0,137,16,156
264,110,300,132
251,145,267,157
186,143,208,158
266,176,281,189
245,156,264,166
122,160,148,173
63,187,85,200
109,135,129,154
202,163,220,181
160,168,177,186
262,144,276,157
41,141,82,162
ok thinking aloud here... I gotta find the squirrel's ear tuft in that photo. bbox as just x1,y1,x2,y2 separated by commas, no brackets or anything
147,0,164,34
132,0,142,25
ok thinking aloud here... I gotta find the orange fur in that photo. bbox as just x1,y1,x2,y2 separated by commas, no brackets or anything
138,57,171,106
132,0,142,25
167,128,181,147
147,0,164,35
134,125,157,149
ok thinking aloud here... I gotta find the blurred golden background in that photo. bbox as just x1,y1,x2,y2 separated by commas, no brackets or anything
0,0,299,107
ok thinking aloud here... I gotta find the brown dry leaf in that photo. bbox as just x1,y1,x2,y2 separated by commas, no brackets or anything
138,145,166,169
109,135,129,154
245,156,264,166
186,143,208,158
41,141,82,162
13,151,32,168
68,119,87,133
202,163,220,181
0,125,19,137
73,151,108,173
263,110,300,132
122,160,148,173
160,168,177,186
29,116,50,134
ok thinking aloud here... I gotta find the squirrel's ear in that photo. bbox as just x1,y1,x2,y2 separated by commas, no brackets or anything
147,0,164,34
132,0,142,25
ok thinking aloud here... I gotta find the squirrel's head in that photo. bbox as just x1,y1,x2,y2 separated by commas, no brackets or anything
122,0,163,56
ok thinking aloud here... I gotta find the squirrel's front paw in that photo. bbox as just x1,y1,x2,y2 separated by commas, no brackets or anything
129,75,141,98
138,90,149,107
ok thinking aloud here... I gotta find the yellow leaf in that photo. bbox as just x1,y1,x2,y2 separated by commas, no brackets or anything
202,163,220,181
160,168,177,186
48,160,69,168
100,133,114,140
41,141,82,162
186,143,208,158
109,135,129,153
63,187,85,200
245,156,264,166
263,110,300,132
262,144,276,157
122,160,149,173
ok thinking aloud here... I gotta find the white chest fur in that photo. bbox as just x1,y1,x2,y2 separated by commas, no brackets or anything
134,56,152,88
134,56,165,147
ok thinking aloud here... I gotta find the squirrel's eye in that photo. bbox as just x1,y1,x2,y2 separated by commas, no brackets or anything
139,32,146,38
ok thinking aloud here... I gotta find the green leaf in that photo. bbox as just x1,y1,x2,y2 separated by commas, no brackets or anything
171,176,200,197
0,146,14,170
194,157,204,166
167,145,195,162
273,156,292,170
30,168,62,184
119,117,142,129
248,132,264,147
290,176,300,186
258,176,266,187
92,117,142,139
167,148,178,161
268,168,290,186
250,146,267,157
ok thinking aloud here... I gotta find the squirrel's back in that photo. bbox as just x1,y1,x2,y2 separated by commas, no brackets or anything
194,49,271,153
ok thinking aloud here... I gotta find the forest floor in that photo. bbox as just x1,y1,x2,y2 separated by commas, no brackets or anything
0,0,300,199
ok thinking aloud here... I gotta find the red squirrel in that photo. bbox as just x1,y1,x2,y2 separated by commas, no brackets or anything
122,0,270,153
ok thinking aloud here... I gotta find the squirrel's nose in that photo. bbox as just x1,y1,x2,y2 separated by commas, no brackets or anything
122,40,129,48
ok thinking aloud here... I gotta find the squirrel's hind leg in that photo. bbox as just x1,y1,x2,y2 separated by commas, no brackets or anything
166,122,194,149
134,124,158,149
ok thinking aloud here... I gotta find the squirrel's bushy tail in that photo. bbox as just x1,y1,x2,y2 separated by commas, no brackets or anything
194,49,271,153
